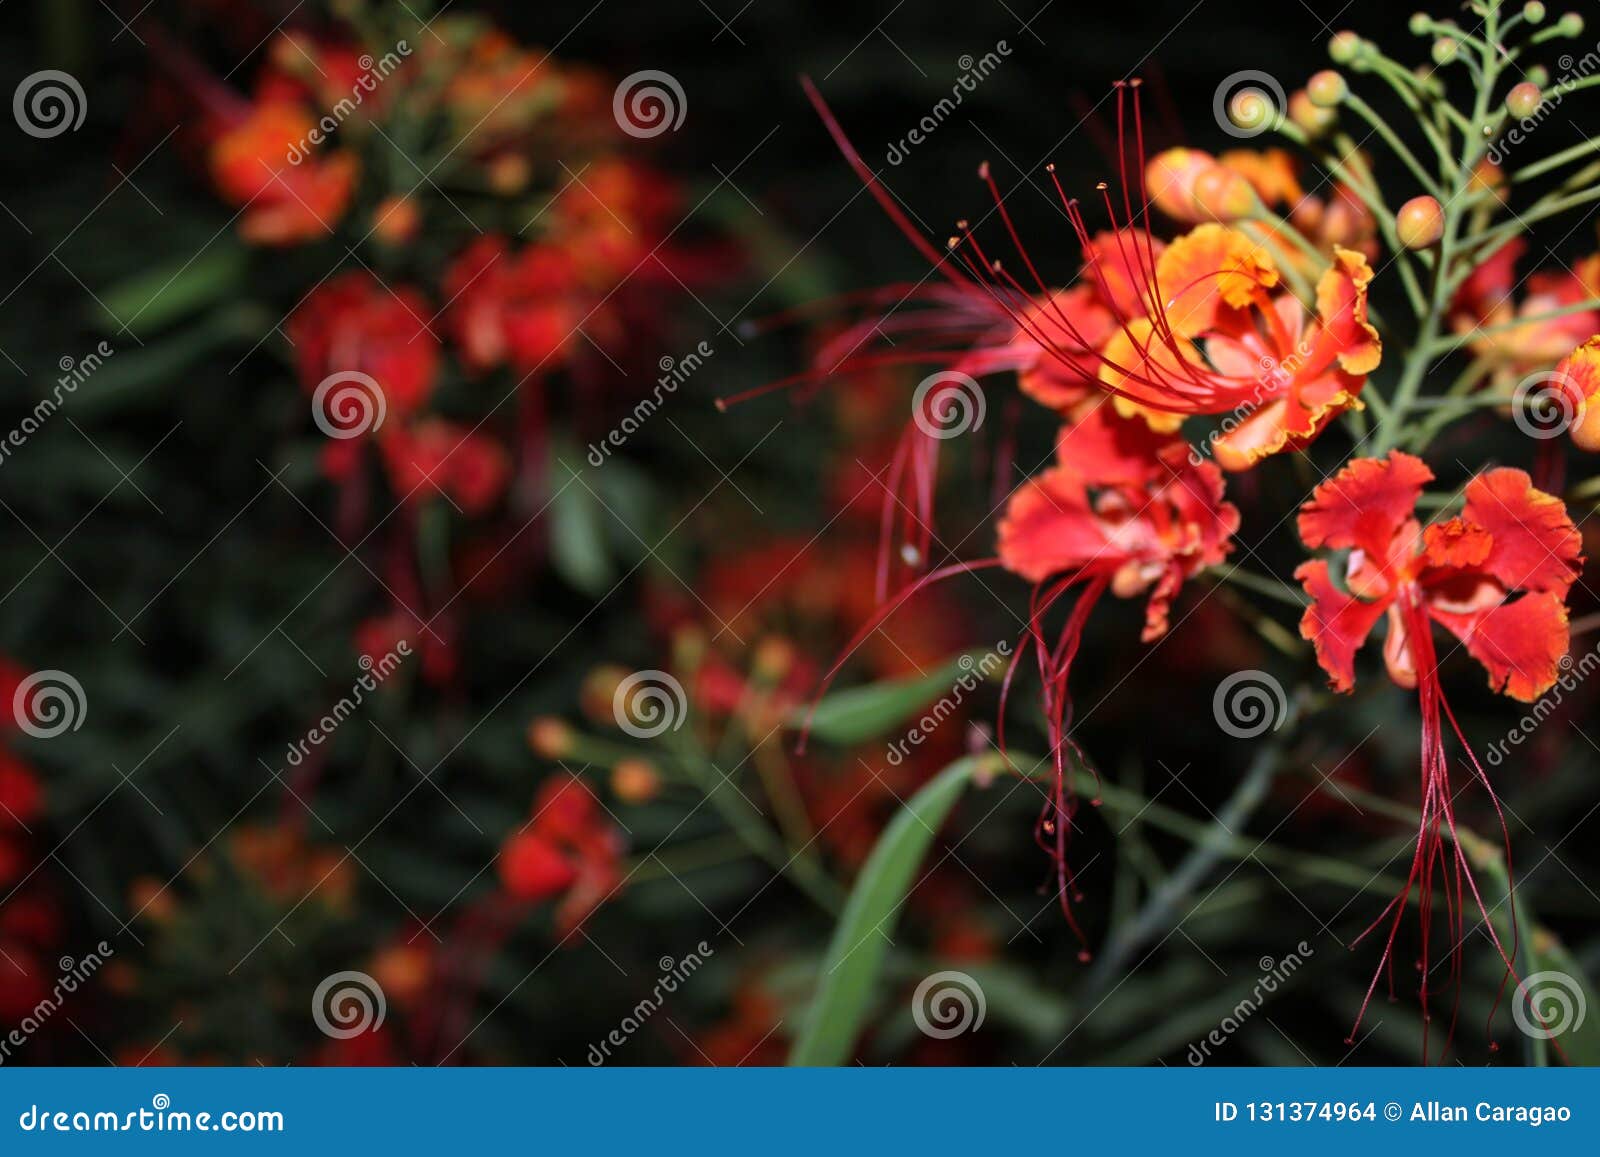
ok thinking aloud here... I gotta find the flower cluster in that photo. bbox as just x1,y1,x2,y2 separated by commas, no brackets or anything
761,1,1600,1057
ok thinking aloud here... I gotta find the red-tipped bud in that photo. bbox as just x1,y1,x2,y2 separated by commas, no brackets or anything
1289,90,1337,136
527,716,574,759
1506,82,1543,119
1307,70,1347,108
1397,196,1445,249
610,758,661,805
1143,147,1217,223
1192,165,1257,222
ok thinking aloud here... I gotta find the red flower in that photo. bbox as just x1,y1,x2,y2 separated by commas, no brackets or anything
498,775,624,935
1294,451,1583,1057
1295,451,1581,702
287,273,440,416
208,100,357,245
998,405,1239,641
443,237,583,375
1552,335,1600,451
378,420,511,516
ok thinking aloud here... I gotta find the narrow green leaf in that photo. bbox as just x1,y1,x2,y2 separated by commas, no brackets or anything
548,456,613,595
794,650,1001,747
96,244,250,337
788,752,997,1065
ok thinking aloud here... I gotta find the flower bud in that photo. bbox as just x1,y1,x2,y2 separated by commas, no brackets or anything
580,664,629,724
1289,90,1337,136
1470,159,1510,203
1329,31,1362,63
1307,70,1347,107
1506,82,1543,119
1408,12,1431,35
1557,12,1584,38
371,195,420,246
1192,165,1257,221
1432,37,1459,65
1143,147,1217,222
1397,195,1445,248
1524,1,1547,23
611,758,661,804
527,716,574,759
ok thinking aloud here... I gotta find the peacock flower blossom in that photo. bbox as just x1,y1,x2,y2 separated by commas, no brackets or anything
1296,452,1580,701
1551,335,1600,451
1294,451,1583,1056
208,100,358,245
498,774,625,935
286,272,440,415
1449,239,1600,388
442,236,583,375
998,405,1240,642
988,404,1238,943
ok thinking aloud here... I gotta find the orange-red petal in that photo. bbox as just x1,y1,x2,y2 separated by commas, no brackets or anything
1431,592,1571,702
1460,467,1583,596
1296,451,1433,558
1295,558,1391,693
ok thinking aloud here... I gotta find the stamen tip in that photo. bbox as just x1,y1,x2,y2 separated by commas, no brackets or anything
1076,950,1092,963
713,397,729,413
977,160,991,180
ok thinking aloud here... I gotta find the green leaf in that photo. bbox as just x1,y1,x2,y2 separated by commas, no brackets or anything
788,752,998,1065
794,650,1003,747
548,455,613,595
96,244,250,338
